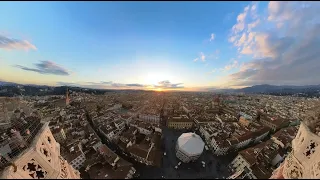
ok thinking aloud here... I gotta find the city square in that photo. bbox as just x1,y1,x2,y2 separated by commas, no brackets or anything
134,127,236,179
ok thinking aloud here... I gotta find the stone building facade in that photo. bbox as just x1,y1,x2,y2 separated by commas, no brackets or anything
0,122,80,179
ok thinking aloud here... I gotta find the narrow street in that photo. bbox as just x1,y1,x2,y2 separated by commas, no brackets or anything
85,110,150,174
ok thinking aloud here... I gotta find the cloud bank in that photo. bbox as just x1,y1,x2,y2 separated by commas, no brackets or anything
155,80,184,88
14,61,70,76
0,34,37,51
224,1,320,87
57,80,184,90
58,81,146,88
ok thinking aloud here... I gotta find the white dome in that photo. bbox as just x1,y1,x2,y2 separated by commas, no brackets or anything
177,132,204,156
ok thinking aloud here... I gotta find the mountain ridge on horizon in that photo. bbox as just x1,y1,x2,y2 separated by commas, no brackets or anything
1,80,320,93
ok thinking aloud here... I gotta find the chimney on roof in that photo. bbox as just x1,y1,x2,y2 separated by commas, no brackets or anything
70,146,75,152
111,156,120,167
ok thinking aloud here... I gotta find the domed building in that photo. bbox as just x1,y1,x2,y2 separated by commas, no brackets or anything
175,132,205,163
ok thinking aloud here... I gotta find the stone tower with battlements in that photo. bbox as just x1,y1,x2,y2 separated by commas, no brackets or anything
270,107,320,179
66,88,70,106
0,122,80,179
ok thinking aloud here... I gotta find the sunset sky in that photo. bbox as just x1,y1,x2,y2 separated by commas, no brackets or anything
1,2,319,91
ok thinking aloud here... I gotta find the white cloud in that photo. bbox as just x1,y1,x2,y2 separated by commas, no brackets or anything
231,5,250,34
248,19,260,31
0,34,37,51
200,52,206,61
154,80,184,89
57,81,148,89
223,1,320,87
193,52,206,62
210,33,215,41
14,61,70,76
222,60,239,72
236,32,247,47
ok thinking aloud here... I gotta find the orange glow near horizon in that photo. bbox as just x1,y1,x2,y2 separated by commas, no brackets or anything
155,88,163,92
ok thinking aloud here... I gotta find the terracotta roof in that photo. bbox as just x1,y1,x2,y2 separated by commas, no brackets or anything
257,140,280,164
261,115,290,127
239,142,265,166
127,144,149,158
251,127,271,137
63,144,84,162
98,144,118,165
213,96,220,103
51,127,63,134
117,137,129,150
236,131,254,142
272,126,298,146
250,164,273,179
87,162,133,179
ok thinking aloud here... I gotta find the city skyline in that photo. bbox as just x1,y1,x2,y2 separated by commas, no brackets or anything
1,2,319,91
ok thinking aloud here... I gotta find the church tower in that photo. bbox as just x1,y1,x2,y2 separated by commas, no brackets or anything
66,88,70,106
270,108,320,179
0,122,80,179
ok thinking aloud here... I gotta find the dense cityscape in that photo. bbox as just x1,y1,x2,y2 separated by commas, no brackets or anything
0,88,319,179
1,1,320,179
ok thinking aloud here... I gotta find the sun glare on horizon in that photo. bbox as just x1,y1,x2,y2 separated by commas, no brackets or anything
155,88,163,92
1,2,318,90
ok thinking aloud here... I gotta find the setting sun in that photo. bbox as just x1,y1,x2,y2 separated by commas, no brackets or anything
144,73,167,85
1,1,316,91
155,88,163,92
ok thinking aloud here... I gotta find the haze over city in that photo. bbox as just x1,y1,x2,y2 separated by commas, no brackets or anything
1,1,319,91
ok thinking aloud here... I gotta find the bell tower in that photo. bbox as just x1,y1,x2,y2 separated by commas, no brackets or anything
66,88,70,106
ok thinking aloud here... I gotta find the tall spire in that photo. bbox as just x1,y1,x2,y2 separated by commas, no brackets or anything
66,88,70,106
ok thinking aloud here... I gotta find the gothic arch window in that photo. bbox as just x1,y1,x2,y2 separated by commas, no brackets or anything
59,156,69,178
39,142,52,164
46,131,54,149
22,159,48,179
286,153,294,168
303,140,318,159
288,165,303,179
47,136,52,144
285,156,303,179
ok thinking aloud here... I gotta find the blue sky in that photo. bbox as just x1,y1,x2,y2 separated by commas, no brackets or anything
1,2,319,91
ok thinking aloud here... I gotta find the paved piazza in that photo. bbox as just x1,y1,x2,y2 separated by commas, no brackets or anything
134,127,236,179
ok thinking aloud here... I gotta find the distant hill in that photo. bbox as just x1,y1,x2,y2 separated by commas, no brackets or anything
211,84,320,97
0,81,137,97
1,81,320,97
236,84,320,93
0,81,19,86
207,84,320,97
